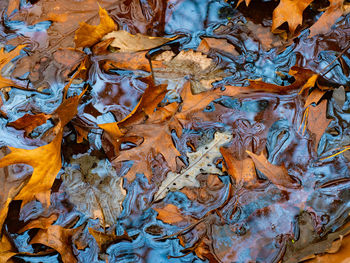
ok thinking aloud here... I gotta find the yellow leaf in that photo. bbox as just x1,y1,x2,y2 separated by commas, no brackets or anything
74,6,116,48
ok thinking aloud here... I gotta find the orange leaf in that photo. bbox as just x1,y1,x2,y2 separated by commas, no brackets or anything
88,228,132,252
19,214,58,233
307,99,331,151
246,151,296,188
154,204,188,225
0,235,16,262
8,113,51,135
74,6,116,48
272,0,314,33
7,0,20,16
304,88,327,107
30,225,82,263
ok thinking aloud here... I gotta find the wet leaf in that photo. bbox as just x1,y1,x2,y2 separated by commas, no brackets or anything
74,6,116,48
6,0,20,16
154,132,232,201
0,45,25,90
0,235,16,262
8,113,51,136
306,99,331,151
88,228,131,253
246,150,296,188
332,85,346,109
154,204,189,225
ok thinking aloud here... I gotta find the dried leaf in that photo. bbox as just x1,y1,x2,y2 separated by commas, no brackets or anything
332,85,346,109
246,151,296,188
7,0,20,16
305,88,327,107
307,100,331,151
103,30,173,52
236,0,251,7
30,225,81,263
19,214,58,233
272,0,314,33
0,235,16,262
154,132,232,201
197,37,238,56
309,0,344,37
74,6,116,48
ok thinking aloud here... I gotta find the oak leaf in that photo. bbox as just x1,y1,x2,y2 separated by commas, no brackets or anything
30,225,82,263
74,6,116,48
154,204,190,225
8,113,51,136
306,99,331,151
272,0,314,33
89,228,132,253
154,132,232,201
246,150,296,188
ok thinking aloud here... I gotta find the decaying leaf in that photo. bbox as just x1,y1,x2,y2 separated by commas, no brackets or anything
271,0,314,33
63,154,126,226
333,85,346,109
154,131,232,201
19,214,58,233
306,99,331,151
197,37,238,56
74,6,116,48
30,225,82,263
8,113,51,136
246,150,296,188
103,30,173,52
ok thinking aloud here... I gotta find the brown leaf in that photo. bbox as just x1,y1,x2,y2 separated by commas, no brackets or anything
7,0,20,16
30,225,81,263
74,6,116,48
88,228,131,253
272,0,314,33
307,99,331,151
246,151,296,188
221,147,257,186
309,0,344,37
0,234,16,262
154,204,189,225
8,113,51,136
19,214,58,233
305,88,327,107
197,37,238,56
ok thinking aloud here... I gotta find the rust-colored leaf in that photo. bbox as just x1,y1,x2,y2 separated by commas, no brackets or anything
8,113,51,136
7,0,20,16
246,150,296,188
307,99,331,151
154,204,188,225
74,6,117,48
0,235,16,262
88,228,132,253
19,214,58,233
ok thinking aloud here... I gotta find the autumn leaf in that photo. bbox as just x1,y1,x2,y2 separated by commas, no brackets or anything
246,150,296,188
0,235,16,262
0,45,25,90
8,113,51,136
309,0,344,37
306,99,331,151
102,30,174,52
154,131,232,201
236,0,251,7
272,0,314,33
6,0,20,16
304,88,327,107
74,6,116,48
89,228,132,253
154,204,190,225
221,147,257,186
197,37,238,56
19,214,58,233
30,225,82,263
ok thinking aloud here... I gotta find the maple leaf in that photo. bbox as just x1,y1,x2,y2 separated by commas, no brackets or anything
306,99,331,151
30,225,82,263
74,6,116,48
309,0,344,37
246,150,296,188
103,30,174,52
0,45,25,90
154,131,232,201
272,0,314,34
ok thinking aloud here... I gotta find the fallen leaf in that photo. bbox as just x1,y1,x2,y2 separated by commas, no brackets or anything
63,154,126,226
221,147,257,186
0,235,16,262
30,225,81,263
306,99,331,151
8,113,51,136
19,214,58,233
304,88,327,107
0,45,26,90
236,0,251,7
332,85,346,109
309,0,344,37
74,6,116,48
154,132,232,201
89,228,132,253
103,30,174,52
154,204,189,225
7,0,20,16
299,74,318,94
272,0,314,33
197,37,238,56
246,150,296,188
